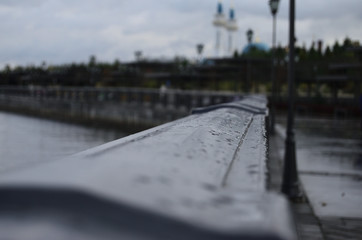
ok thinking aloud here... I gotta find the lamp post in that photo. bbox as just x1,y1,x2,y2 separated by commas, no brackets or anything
269,0,280,135
196,44,204,63
135,51,142,62
246,29,253,92
281,0,302,199
246,29,253,44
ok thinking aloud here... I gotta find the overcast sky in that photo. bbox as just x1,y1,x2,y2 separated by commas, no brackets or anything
1,0,361,68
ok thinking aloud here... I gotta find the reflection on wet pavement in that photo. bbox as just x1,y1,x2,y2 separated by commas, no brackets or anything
278,117,362,218
300,174,362,218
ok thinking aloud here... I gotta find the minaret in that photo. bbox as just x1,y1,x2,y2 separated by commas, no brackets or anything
225,3,238,55
213,1,226,57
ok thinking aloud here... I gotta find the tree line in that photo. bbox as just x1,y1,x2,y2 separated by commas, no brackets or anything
0,37,360,90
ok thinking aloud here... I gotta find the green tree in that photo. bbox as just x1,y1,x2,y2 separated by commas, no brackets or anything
88,55,97,68
324,46,332,58
4,64,11,73
233,50,239,58
308,41,318,60
342,37,353,49
112,59,121,70
296,45,308,60
332,40,343,56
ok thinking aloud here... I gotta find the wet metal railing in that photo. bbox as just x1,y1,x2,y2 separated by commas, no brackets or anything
0,86,240,109
0,86,244,126
0,96,296,240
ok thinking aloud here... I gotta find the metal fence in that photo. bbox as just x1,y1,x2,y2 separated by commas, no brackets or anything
0,86,242,110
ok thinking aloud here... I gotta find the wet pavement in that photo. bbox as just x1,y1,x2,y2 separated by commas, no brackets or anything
274,116,362,239
292,118,362,219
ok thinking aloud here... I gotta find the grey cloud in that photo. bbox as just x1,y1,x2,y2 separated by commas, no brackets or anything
0,0,46,8
1,0,362,68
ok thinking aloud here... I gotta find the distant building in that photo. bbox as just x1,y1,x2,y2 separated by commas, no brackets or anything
242,29,269,55
242,42,270,54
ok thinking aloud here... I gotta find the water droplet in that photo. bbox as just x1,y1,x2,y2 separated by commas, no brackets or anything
202,183,217,192
213,195,234,205
248,164,258,169
158,176,171,185
135,175,151,184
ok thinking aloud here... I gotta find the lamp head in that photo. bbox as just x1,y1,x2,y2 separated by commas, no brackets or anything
269,0,280,15
196,44,204,55
246,29,253,44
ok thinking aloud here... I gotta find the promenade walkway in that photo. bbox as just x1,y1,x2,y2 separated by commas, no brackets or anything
269,119,362,240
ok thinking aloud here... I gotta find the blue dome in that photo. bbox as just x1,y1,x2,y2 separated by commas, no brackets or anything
242,42,270,54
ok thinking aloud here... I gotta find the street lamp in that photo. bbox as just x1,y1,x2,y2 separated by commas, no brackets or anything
269,0,280,15
135,51,142,62
246,29,253,92
196,44,204,63
246,29,253,44
269,0,280,135
281,0,302,199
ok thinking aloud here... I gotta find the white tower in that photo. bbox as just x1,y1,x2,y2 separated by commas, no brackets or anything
225,4,238,56
213,1,226,57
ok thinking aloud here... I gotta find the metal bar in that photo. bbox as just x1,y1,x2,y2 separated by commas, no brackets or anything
281,0,302,199
270,15,277,135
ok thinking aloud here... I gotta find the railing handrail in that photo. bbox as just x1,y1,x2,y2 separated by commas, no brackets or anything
0,85,241,96
0,96,296,240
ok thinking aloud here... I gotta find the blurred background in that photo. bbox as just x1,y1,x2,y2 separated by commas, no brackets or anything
0,2,361,239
